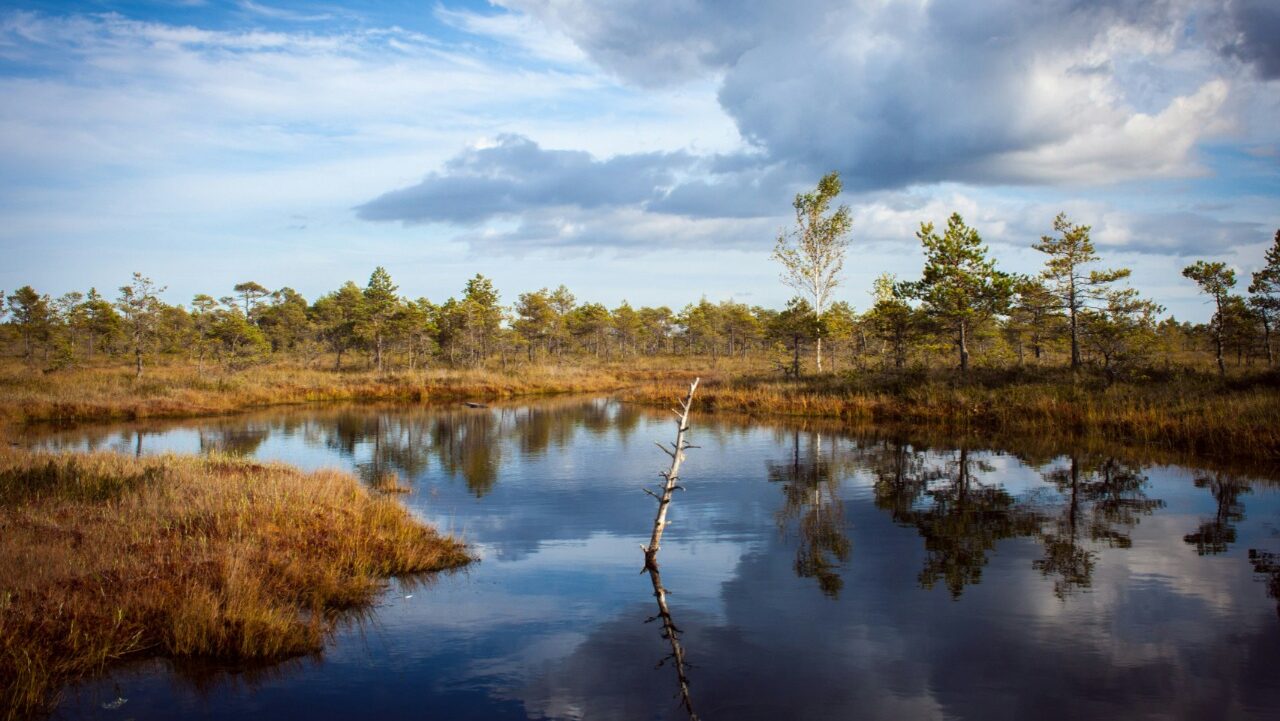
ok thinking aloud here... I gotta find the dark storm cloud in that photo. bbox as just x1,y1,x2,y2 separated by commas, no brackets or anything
1219,0,1280,79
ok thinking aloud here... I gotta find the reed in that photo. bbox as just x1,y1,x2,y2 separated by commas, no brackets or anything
0,359,681,429
619,367,1280,460
0,449,469,719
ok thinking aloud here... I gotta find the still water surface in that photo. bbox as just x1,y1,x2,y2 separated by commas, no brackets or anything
25,397,1280,720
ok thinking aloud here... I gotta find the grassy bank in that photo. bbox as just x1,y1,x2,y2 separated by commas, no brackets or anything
620,367,1280,460
0,360,679,429
0,449,470,719
3,358,1279,460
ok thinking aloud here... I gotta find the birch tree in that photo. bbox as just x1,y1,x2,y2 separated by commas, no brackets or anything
772,171,852,373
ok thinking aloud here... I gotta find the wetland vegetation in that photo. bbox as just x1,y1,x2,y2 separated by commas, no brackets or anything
2,180,1279,719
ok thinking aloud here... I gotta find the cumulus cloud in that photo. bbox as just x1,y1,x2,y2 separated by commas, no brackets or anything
501,0,1255,188
356,131,1270,261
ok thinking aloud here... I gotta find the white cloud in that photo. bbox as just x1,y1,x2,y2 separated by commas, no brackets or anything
504,0,1270,188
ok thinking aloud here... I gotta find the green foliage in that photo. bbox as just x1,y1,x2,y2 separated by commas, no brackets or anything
864,273,918,369
773,171,853,371
78,288,121,358
514,288,557,359
6,222,1278,377
1079,287,1164,378
1248,229,1280,364
257,288,311,352
679,298,724,357
459,274,503,364
232,281,270,318
5,286,52,367
610,301,642,355
1005,276,1062,364
570,302,612,357
1182,260,1238,376
115,273,166,377
211,308,271,367
905,213,1014,371
1033,213,1131,368
312,281,365,369
359,267,402,371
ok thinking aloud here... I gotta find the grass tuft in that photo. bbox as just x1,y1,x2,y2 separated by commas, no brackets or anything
0,449,469,719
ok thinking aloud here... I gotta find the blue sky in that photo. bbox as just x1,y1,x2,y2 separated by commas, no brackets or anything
2,0,1278,321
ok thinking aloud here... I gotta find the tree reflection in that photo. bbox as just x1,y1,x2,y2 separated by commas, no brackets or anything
869,442,1041,599
1248,550,1280,619
644,559,699,721
912,449,1043,598
867,438,946,525
511,404,578,457
1183,473,1251,555
1033,456,1163,598
426,409,504,496
767,430,852,598
197,423,270,456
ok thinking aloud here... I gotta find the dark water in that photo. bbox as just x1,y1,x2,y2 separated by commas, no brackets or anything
23,397,1280,720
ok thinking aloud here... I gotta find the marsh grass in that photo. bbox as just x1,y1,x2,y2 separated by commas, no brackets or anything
2,356,1278,460
0,360,682,429
372,471,411,494
0,449,469,719
620,367,1280,460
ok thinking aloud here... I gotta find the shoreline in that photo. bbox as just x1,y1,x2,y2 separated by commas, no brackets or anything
0,449,471,720
3,361,1278,460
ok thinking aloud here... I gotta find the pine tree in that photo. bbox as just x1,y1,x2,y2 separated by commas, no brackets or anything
906,214,1014,373
1034,213,1131,369
1182,260,1237,377
116,273,166,378
1248,229,1280,366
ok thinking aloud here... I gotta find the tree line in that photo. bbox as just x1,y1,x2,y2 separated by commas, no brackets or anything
3,176,1278,378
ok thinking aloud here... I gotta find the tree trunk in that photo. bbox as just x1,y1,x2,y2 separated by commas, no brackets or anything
1069,282,1081,370
1214,295,1226,377
134,343,143,379
815,334,823,373
1262,315,1274,367
644,378,699,567
958,321,970,373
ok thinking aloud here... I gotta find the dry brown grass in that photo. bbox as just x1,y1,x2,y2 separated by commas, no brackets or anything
0,449,470,719
0,359,694,430
371,471,411,494
620,367,1280,460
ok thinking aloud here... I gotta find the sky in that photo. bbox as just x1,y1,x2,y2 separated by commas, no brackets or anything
1,0,1278,321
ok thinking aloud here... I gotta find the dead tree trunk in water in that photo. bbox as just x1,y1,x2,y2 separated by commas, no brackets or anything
645,559,699,720
643,377,699,568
